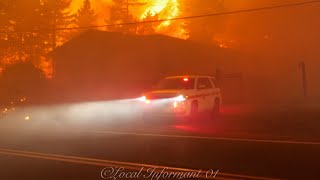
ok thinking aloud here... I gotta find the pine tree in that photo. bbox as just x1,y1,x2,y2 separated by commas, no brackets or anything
0,0,74,77
107,0,130,32
0,0,42,65
35,0,74,77
39,0,74,48
106,0,145,33
76,0,96,29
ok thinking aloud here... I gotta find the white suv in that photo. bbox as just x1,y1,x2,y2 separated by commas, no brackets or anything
138,75,222,119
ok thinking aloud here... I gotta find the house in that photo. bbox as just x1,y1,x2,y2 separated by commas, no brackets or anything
52,30,242,101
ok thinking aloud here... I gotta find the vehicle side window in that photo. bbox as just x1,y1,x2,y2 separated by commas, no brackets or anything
210,78,217,88
197,78,213,90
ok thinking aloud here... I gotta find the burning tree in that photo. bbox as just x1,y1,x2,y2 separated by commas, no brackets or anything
39,0,74,48
136,12,160,35
0,0,42,65
106,0,145,33
0,0,75,77
138,0,188,39
75,0,97,30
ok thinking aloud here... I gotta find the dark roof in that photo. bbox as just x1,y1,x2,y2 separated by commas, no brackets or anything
58,30,240,61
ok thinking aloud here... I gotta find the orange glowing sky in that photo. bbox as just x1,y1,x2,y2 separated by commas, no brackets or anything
68,0,275,47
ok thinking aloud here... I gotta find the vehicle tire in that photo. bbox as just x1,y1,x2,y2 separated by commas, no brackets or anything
212,98,220,119
189,101,199,120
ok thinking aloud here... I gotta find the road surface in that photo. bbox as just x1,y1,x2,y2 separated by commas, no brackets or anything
0,104,319,180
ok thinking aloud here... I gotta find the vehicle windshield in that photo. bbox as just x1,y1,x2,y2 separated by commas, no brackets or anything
154,78,195,90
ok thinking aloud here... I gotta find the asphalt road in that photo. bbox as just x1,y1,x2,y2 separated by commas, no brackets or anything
0,104,320,180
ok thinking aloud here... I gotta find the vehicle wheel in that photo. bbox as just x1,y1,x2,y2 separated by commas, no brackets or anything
212,98,220,119
189,101,199,120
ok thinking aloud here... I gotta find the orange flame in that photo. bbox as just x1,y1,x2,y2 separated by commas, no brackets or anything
70,0,188,39
1,0,190,78
138,0,188,39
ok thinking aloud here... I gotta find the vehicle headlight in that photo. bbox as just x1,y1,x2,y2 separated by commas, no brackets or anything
137,96,147,102
137,96,151,104
174,95,186,102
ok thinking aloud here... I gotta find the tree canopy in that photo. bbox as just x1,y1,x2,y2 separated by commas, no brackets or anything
76,0,96,28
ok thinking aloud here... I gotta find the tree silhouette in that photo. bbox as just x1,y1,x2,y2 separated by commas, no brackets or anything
136,12,159,35
0,62,46,104
0,0,43,64
76,0,96,29
0,0,74,77
106,0,145,33
39,0,74,48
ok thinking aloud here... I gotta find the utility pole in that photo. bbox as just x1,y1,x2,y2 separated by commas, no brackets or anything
53,2,57,49
298,62,308,99
51,0,57,77
215,69,223,88
126,0,129,21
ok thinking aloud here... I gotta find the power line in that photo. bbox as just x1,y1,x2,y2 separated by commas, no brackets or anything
46,0,320,30
1,0,320,33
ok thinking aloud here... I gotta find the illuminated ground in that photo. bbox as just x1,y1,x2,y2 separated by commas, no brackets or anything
0,104,320,180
